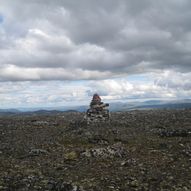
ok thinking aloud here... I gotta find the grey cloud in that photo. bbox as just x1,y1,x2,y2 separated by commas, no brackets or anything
0,0,191,81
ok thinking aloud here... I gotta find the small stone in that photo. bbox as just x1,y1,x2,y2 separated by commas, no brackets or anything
130,180,139,187
108,185,115,189
29,149,48,155
121,161,127,166
64,151,78,160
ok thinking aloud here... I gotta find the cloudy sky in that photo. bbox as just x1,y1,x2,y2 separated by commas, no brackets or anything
0,0,191,108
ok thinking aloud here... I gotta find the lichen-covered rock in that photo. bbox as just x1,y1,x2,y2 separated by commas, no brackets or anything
81,143,127,158
64,151,79,160
47,181,83,191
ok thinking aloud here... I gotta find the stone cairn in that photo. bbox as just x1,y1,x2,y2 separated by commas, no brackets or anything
84,94,110,124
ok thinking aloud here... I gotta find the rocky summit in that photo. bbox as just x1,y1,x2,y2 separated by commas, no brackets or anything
0,109,191,191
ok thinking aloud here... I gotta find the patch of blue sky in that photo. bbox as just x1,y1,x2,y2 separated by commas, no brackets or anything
111,74,152,84
0,14,4,23
126,74,151,83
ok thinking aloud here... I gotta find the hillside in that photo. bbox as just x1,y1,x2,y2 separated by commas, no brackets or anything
0,110,191,190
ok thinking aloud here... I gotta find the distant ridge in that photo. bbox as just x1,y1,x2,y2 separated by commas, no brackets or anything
130,102,191,110
0,109,20,113
0,99,191,114
63,110,79,113
110,100,191,111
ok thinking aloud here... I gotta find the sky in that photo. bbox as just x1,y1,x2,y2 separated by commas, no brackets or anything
0,0,191,108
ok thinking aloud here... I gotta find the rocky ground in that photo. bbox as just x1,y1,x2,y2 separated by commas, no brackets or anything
0,109,191,191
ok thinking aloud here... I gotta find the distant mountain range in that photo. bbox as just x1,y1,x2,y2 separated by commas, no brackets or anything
109,99,191,111
0,99,191,114
0,109,21,113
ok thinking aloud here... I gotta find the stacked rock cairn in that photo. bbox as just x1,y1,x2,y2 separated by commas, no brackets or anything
84,94,110,124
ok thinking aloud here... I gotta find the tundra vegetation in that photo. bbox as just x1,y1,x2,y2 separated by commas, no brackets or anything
0,109,191,191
